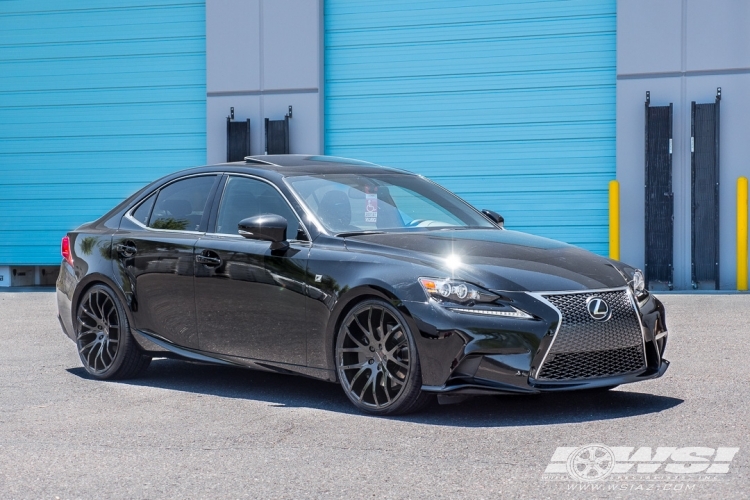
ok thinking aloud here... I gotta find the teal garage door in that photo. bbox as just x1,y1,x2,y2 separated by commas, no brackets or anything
325,0,616,255
0,0,206,265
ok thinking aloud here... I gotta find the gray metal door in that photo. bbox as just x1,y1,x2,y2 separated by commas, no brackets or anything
644,92,673,289
691,88,721,289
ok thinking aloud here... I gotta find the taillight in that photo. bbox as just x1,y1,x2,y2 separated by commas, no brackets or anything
61,236,74,266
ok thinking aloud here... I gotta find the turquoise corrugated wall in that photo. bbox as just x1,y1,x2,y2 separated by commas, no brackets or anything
324,0,616,255
0,0,206,265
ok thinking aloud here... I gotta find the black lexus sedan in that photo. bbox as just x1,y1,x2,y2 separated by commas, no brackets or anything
56,155,669,415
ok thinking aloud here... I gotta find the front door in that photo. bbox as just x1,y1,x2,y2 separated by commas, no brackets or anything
195,175,310,365
113,174,218,348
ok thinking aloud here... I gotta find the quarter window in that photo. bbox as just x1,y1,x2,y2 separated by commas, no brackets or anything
215,176,306,240
148,176,216,231
131,192,156,225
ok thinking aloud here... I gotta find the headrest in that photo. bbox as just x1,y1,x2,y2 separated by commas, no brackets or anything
160,199,191,218
317,190,352,231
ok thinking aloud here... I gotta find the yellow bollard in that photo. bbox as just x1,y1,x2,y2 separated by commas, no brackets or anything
609,180,620,261
738,177,749,291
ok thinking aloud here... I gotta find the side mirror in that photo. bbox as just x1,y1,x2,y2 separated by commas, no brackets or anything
481,209,504,228
238,214,289,250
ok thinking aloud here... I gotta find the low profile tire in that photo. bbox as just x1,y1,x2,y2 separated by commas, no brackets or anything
75,284,151,380
335,299,431,415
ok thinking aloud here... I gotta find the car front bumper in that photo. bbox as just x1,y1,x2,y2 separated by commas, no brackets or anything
403,289,669,395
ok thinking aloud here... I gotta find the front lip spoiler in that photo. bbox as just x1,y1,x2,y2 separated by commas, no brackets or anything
530,358,669,391
422,359,670,395
422,382,540,396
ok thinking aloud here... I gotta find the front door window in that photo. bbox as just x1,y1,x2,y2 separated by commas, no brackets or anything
215,176,306,240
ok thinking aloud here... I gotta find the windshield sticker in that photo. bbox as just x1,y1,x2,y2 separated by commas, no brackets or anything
365,193,378,222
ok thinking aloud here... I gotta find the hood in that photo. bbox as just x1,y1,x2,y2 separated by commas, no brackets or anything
347,229,629,292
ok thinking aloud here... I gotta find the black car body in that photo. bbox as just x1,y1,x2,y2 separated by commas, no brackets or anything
57,155,669,414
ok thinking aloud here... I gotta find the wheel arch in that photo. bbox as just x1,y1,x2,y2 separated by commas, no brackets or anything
71,273,134,337
325,283,422,381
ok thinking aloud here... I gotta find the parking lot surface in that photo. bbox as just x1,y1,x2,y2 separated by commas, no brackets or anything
0,291,748,499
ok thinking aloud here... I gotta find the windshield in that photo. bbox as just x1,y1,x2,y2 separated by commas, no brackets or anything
285,173,495,234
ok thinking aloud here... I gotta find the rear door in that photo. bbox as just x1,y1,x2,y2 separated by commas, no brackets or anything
194,175,310,365
113,174,220,348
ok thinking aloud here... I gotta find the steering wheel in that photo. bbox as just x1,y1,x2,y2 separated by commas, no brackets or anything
406,219,427,227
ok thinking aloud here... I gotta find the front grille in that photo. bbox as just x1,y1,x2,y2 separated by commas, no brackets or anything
537,289,646,381
538,346,645,381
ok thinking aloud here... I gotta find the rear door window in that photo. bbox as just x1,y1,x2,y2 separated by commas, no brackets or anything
148,176,216,231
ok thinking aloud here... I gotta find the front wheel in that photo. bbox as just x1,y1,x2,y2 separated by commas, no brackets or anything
75,284,151,380
335,299,431,415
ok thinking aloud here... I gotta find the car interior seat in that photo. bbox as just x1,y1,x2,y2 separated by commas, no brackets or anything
317,190,358,233
155,199,200,230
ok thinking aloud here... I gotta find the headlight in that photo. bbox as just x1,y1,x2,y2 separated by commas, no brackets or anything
418,277,534,319
632,269,645,293
418,277,497,304
629,268,646,298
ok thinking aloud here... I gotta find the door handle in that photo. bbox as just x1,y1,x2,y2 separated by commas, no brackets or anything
117,241,137,257
196,251,221,267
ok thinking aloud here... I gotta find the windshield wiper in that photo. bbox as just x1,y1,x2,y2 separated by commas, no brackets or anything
335,230,386,237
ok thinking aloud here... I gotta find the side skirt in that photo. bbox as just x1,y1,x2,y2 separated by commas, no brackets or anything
133,330,336,382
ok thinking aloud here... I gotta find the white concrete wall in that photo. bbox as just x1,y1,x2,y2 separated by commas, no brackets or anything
205,0,323,163
617,0,750,289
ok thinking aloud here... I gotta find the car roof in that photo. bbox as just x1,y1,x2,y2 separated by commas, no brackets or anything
208,155,411,177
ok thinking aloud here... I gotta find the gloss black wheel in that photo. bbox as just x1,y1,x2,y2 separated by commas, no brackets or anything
335,299,431,415
76,284,151,380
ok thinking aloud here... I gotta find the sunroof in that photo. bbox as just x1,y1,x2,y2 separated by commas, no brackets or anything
244,157,277,165
305,155,379,166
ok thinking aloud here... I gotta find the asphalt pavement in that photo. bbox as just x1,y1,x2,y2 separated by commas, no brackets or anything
0,291,748,499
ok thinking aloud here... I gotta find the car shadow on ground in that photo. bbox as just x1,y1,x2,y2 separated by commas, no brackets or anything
67,358,683,427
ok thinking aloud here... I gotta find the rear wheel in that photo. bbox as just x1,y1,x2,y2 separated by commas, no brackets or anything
75,284,151,379
335,299,431,415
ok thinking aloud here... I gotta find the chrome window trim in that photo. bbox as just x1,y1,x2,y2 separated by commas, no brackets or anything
124,173,219,235
212,173,312,242
527,286,648,381
200,232,311,245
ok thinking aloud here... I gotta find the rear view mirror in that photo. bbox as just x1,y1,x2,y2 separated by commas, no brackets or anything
238,214,289,250
481,209,504,228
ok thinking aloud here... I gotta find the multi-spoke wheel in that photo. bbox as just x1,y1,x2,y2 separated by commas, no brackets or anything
76,284,151,379
335,299,431,415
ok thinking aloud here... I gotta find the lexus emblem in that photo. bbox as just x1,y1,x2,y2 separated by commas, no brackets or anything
586,296,611,321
